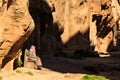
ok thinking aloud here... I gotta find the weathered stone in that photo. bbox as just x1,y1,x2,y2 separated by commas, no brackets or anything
0,0,34,70
51,0,116,55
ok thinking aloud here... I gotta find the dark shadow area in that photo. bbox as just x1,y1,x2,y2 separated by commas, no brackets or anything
41,56,89,73
21,0,41,67
40,54,120,79
92,14,113,38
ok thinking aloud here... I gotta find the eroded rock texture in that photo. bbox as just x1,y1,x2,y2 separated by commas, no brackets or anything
50,0,119,55
53,0,90,51
41,0,120,54
39,0,90,56
24,0,120,56
0,0,34,70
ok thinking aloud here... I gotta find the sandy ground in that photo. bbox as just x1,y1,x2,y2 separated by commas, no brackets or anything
0,67,84,80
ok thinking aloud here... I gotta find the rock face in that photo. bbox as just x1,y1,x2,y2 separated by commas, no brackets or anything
89,0,115,54
0,0,34,70
40,0,90,56
53,0,90,51
19,0,120,57
48,0,119,55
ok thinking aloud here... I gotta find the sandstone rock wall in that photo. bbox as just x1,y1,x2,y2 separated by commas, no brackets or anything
51,0,117,55
53,0,90,51
0,0,34,70
39,0,90,56
39,0,120,56
89,0,115,54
